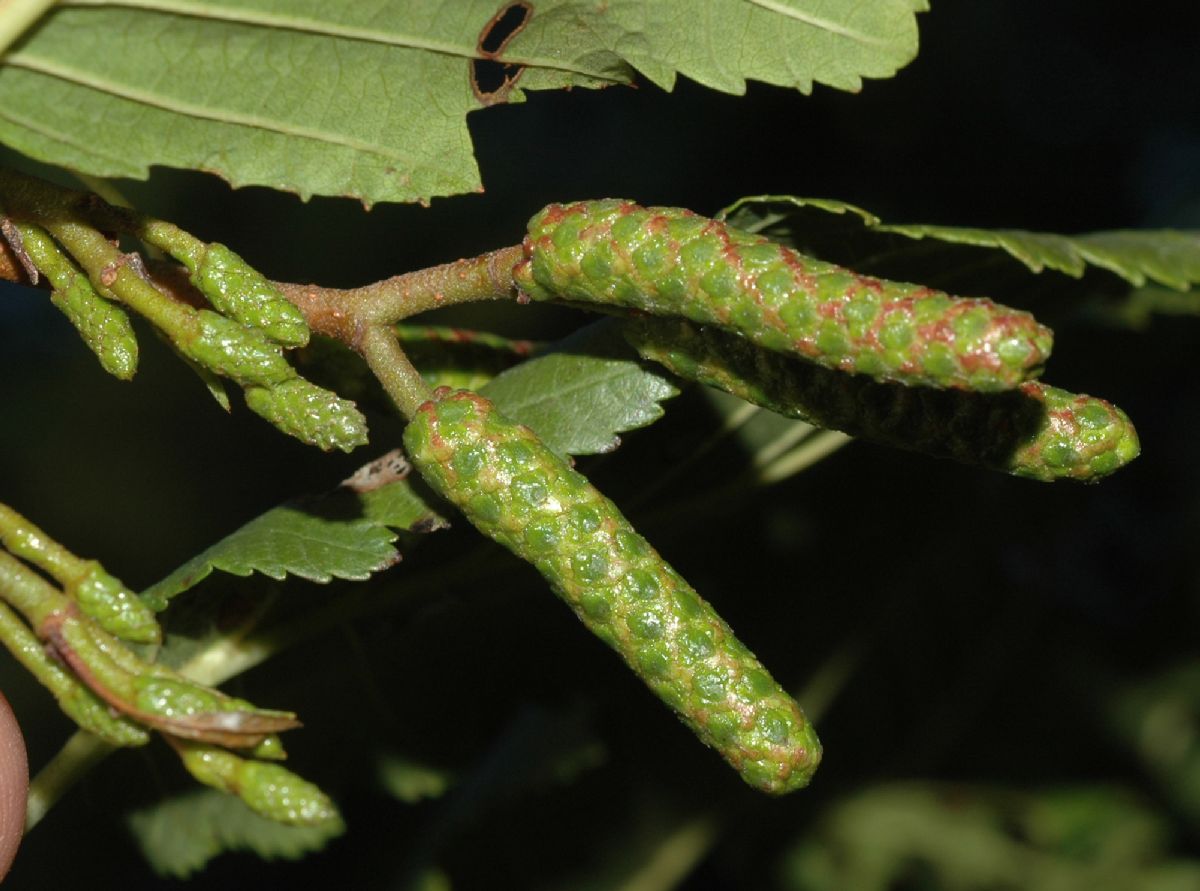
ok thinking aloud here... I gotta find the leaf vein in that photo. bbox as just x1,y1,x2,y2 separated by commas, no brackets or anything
4,53,429,167
744,0,891,47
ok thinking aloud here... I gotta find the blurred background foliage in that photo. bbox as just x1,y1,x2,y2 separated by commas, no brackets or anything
2,1,1200,888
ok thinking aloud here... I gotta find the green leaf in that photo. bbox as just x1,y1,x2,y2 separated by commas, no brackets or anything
127,789,344,878
376,752,456,804
518,0,924,95
1091,286,1200,329
141,469,446,610
142,506,397,610
0,2,923,205
720,195,1200,291
479,320,677,457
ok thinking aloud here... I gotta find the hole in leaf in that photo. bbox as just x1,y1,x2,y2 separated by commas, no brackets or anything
471,2,533,106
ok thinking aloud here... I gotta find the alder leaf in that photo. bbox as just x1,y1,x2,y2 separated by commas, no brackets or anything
481,320,678,457
720,195,1200,291
0,1,923,205
141,472,445,610
127,789,344,878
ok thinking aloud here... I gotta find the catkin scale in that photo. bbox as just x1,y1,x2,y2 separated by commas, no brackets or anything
188,243,310,348
403,390,821,794
626,318,1139,482
514,200,1054,392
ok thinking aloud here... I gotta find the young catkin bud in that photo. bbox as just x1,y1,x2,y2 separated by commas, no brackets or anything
14,221,138,380
403,390,821,794
188,244,311,348
173,740,341,827
626,318,1139,482
186,310,296,389
514,200,1054,392
49,274,139,381
244,378,368,453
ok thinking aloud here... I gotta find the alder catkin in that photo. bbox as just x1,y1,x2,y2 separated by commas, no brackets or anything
403,389,821,794
625,317,1139,482
514,200,1053,391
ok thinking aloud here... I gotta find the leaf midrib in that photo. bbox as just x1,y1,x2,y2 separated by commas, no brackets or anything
57,0,628,82
3,52,441,170
744,0,893,47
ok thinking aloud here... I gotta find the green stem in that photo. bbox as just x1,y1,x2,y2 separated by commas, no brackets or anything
24,732,114,831
758,429,852,484
0,551,69,629
38,217,197,334
128,216,205,269
0,602,77,706
0,502,91,589
356,244,524,324
358,323,435,419
273,245,524,338
0,0,56,56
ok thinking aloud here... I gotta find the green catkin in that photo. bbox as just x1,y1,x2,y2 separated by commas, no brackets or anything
513,200,1054,392
185,311,366,451
15,221,138,380
187,243,311,348
0,603,149,746
403,390,821,795
626,318,1140,482
173,740,342,827
0,502,161,644
244,378,369,453
50,612,301,747
397,325,536,391
185,310,297,389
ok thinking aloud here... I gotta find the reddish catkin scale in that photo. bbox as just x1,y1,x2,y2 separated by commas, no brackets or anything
513,200,1054,392
403,389,821,794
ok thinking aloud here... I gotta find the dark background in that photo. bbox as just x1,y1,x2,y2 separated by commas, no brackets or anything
2,2,1199,888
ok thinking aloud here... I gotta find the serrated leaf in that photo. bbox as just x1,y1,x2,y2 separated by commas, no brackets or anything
141,471,445,610
720,195,1200,291
479,320,677,457
0,2,922,205
516,0,923,95
127,789,344,878
142,506,397,610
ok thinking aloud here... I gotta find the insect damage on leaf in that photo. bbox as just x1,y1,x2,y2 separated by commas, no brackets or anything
472,2,533,106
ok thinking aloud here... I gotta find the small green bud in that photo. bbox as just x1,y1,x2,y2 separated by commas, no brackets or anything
186,310,296,388
50,276,139,380
404,390,820,794
190,244,310,347
0,602,149,746
174,740,342,827
71,563,161,645
14,220,138,379
244,378,368,452
514,201,1053,391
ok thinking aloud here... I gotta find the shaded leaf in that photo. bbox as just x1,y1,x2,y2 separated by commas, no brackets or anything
142,505,398,611
376,752,456,804
1089,286,1200,329
141,467,445,610
720,195,1200,291
781,782,1199,891
127,789,344,878
480,320,677,457
0,2,922,204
